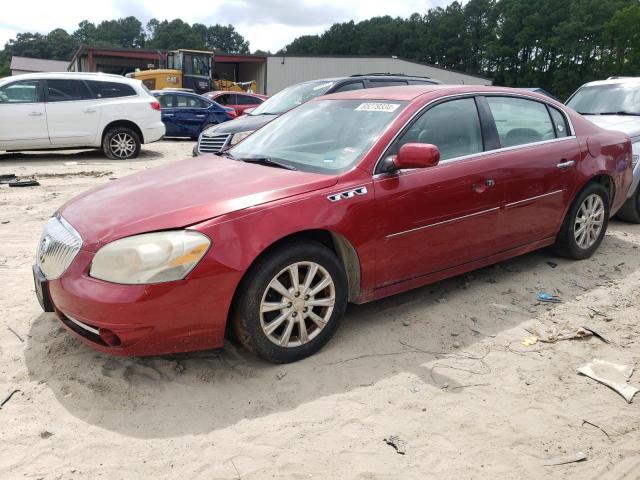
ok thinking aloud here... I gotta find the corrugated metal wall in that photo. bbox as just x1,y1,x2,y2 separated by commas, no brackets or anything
265,56,491,95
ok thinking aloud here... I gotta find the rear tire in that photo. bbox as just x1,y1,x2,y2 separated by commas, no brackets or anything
615,185,640,223
553,182,609,260
102,127,141,160
232,241,348,363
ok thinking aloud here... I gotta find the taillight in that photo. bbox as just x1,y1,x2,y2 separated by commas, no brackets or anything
150,101,161,111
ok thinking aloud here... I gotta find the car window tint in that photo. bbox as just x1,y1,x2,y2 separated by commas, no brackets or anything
486,96,556,147
176,95,209,108
408,80,436,85
158,95,174,108
0,80,41,103
237,95,258,105
216,94,229,105
333,81,365,93
46,80,91,102
549,106,569,137
87,81,136,99
368,80,409,88
390,98,483,161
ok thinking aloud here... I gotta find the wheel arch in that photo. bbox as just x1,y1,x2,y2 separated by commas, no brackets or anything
102,120,144,144
582,173,616,208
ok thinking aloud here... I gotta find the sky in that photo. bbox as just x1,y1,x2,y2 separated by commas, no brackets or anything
0,0,455,53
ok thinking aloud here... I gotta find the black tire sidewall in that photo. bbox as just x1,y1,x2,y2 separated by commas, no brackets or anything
102,127,141,160
233,242,348,363
557,183,610,259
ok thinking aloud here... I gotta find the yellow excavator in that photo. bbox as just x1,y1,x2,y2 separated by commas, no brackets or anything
126,49,257,94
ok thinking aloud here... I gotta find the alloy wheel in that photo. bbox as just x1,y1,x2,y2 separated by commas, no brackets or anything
109,133,136,159
259,261,336,348
574,193,605,249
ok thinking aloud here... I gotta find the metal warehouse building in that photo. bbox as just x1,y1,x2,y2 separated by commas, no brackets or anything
263,55,491,95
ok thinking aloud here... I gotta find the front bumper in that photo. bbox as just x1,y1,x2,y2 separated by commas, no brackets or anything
35,248,240,356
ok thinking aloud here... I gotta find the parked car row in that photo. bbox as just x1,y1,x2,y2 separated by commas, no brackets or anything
33,83,634,364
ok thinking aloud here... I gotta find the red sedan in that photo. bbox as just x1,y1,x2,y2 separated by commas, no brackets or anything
33,86,632,363
202,91,268,116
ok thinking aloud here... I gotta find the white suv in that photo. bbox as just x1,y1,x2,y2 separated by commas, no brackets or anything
0,72,165,159
566,77,640,222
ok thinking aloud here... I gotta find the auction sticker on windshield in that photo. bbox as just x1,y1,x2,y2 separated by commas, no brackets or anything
355,103,400,112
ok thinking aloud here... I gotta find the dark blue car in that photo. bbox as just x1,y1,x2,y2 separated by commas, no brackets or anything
152,90,235,139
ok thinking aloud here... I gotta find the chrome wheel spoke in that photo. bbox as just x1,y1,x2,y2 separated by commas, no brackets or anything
574,194,605,250
260,261,336,348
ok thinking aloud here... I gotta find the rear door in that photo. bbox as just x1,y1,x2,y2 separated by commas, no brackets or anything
482,95,579,247
45,79,101,146
0,79,49,149
174,95,211,137
374,96,506,287
157,94,179,136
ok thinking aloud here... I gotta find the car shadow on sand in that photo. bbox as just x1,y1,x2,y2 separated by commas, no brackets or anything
24,229,639,439
0,145,169,167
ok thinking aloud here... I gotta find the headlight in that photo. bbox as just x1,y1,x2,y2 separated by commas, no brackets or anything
90,231,211,284
229,131,254,146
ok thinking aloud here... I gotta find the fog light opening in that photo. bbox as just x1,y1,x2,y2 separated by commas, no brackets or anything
99,328,122,347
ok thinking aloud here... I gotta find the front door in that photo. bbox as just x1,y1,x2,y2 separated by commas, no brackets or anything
0,79,49,150
374,97,506,287
44,79,101,146
174,95,210,137
483,96,579,247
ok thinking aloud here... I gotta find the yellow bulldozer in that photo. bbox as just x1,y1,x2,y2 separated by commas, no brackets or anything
126,49,257,94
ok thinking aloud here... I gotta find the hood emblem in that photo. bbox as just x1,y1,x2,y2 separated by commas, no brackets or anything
327,186,368,202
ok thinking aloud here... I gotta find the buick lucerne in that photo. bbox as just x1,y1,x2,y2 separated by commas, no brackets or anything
33,86,633,363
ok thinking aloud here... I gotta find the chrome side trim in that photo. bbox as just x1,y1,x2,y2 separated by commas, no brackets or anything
372,91,577,175
505,189,565,209
327,186,368,202
65,314,99,335
387,207,500,239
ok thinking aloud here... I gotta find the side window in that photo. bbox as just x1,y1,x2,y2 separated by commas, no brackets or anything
157,95,174,108
333,81,365,93
368,79,408,88
46,80,91,102
486,97,556,147
237,95,258,105
87,81,136,99
216,94,230,105
549,106,569,138
0,80,41,103
408,80,436,85
389,98,483,162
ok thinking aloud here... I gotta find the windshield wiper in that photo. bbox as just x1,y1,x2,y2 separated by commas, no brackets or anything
239,156,298,171
598,111,640,116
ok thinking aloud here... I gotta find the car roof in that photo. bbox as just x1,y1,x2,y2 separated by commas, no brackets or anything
0,71,136,84
319,84,561,102
152,90,207,98
207,90,263,96
579,77,640,88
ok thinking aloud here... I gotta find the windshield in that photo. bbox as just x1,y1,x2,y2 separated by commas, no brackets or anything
230,99,406,174
250,81,336,116
567,83,640,115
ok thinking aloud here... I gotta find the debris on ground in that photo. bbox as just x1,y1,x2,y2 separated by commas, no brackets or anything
543,451,587,466
546,261,558,268
577,359,639,403
8,179,40,187
383,435,406,454
0,173,17,184
525,323,594,343
580,325,612,344
40,431,53,439
521,336,539,347
0,389,20,409
536,292,562,303
6,326,24,342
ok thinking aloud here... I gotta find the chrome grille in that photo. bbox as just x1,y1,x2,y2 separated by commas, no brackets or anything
36,215,82,280
198,133,232,154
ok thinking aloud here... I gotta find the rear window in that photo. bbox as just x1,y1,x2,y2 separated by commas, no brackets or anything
87,81,136,99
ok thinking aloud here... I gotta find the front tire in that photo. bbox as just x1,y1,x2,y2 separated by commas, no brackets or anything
553,182,609,259
616,185,640,223
232,241,348,363
102,127,141,160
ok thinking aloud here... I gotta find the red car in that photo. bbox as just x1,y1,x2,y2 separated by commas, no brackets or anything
202,91,268,116
34,86,632,363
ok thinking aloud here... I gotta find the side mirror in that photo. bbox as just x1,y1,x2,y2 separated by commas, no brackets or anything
382,143,440,172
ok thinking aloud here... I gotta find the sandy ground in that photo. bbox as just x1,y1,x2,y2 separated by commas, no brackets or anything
0,140,639,480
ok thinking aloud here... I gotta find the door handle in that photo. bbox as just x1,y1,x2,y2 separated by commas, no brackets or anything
195,114,206,117
164,113,174,117
84,108,97,113
29,111,43,116
556,160,575,169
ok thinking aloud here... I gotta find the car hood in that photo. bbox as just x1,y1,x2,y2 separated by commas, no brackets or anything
59,156,337,250
202,114,277,135
584,115,640,140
